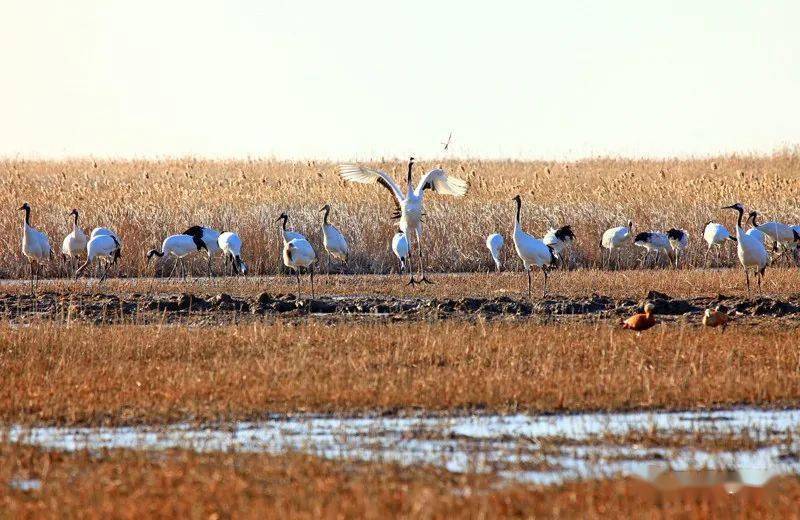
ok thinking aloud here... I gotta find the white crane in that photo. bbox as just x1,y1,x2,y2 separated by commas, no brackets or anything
723,203,768,292
485,233,504,272
277,213,316,299
146,234,208,279
61,208,88,271
183,226,222,276
601,220,633,269
74,234,121,283
702,221,735,266
666,228,689,268
633,232,671,268
543,225,575,269
511,195,557,297
218,231,247,275
320,204,349,273
392,231,409,273
19,202,52,292
89,227,122,267
747,212,794,252
339,157,468,285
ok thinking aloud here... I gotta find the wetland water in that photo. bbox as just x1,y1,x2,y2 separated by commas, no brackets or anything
6,408,800,487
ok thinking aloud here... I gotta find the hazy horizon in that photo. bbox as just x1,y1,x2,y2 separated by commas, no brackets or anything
2,1,798,160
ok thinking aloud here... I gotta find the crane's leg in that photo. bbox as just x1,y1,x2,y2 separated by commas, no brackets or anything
168,258,177,279
310,265,315,299
326,253,331,276
704,247,710,267
99,263,108,284
527,269,532,298
542,266,549,297
29,260,34,294
295,270,302,300
744,268,750,293
406,233,417,286
417,228,433,284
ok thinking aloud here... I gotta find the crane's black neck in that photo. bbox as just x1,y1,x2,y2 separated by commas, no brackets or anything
407,159,414,186
73,211,79,226
514,197,522,225
750,212,760,227
733,206,744,229
280,215,289,231
22,206,30,226
192,235,208,252
322,206,330,225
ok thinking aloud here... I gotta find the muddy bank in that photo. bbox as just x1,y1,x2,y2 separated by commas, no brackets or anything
2,289,800,325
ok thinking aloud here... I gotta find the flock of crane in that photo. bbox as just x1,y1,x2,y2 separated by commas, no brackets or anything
19,158,800,297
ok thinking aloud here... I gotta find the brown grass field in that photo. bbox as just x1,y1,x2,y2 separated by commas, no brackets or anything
7,153,800,279
7,155,800,515
2,319,799,426
1,444,799,518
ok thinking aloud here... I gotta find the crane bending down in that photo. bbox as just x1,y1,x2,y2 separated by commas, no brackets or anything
338,157,469,285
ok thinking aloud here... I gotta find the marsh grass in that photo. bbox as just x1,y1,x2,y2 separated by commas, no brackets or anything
1,444,798,518
6,152,800,278
2,320,800,426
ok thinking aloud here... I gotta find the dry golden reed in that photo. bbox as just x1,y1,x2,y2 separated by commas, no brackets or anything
6,152,800,278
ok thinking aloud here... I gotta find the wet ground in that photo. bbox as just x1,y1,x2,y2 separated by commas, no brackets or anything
7,408,800,487
3,288,800,326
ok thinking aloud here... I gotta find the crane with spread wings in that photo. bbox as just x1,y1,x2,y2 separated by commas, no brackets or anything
338,157,469,284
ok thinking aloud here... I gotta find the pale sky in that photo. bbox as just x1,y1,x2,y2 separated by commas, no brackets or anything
1,0,798,160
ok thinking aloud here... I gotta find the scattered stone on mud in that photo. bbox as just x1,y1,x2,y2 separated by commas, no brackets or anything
0,290,799,325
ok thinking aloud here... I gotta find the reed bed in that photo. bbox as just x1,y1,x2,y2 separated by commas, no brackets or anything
2,320,800,426
6,152,800,279
1,444,797,518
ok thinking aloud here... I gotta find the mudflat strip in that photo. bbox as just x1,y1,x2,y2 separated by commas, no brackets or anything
2,288,800,325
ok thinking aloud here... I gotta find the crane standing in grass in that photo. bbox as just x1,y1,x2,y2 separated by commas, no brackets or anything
75,233,122,283
277,213,317,299
633,231,671,268
511,195,557,297
19,203,52,293
723,203,768,292
146,234,208,279
702,221,735,267
666,228,689,268
320,204,349,274
183,226,222,276
61,208,88,273
601,220,633,269
218,231,247,275
392,231,409,274
339,157,469,285
486,233,504,272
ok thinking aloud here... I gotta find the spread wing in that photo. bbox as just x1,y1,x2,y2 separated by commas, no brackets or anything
338,164,404,217
415,168,469,197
